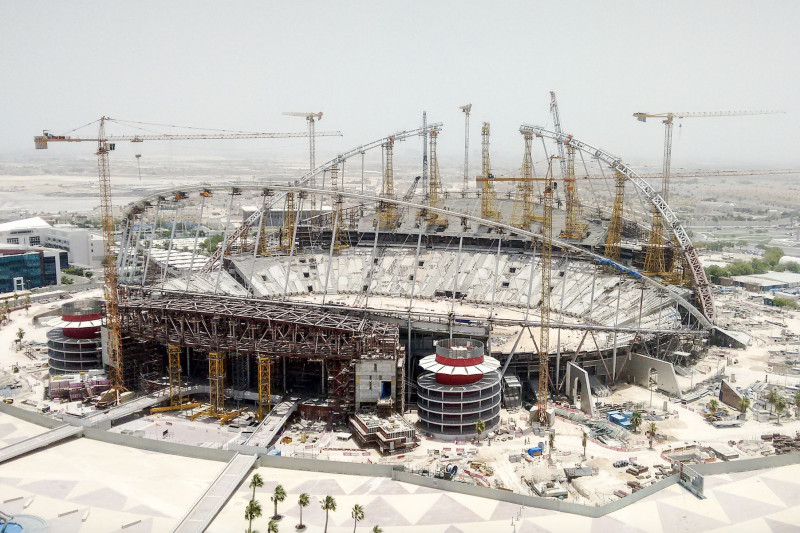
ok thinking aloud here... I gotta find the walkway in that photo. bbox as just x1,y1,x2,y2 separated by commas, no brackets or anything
0,424,82,464
173,453,257,533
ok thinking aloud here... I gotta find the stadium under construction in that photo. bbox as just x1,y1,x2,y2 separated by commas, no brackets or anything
105,113,718,433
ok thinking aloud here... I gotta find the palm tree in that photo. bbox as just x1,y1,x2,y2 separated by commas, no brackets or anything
297,493,309,531
475,418,485,442
16,328,25,343
775,397,787,425
321,495,336,533
548,430,555,456
768,389,779,414
249,473,264,502
630,411,642,433
245,499,263,533
372,527,383,533
581,431,588,459
794,390,800,418
271,485,286,520
739,397,750,417
24,295,30,314
351,504,365,533
267,519,279,533
708,399,719,414
646,422,658,449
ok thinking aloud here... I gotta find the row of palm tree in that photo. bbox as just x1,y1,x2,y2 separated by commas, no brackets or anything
767,389,789,424
244,473,382,533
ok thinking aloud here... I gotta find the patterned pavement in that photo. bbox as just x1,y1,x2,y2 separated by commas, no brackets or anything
209,464,800,533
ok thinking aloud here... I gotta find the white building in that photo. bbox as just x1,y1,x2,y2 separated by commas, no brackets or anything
0,217,104,268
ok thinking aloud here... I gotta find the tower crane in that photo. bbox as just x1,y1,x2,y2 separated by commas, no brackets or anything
459,104,472,195
634,109,783,279
35,116,340,398
283,112,324,215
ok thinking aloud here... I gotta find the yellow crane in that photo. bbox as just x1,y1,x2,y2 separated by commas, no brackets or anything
35,117,340,400
634,110,783,279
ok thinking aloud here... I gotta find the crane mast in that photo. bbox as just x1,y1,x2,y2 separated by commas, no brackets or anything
460,104,472,195
95,118,125,392
549,92,568,180
536,157,557,424
36,116,336,398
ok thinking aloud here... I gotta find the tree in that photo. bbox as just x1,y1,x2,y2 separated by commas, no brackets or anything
475,418,485,442
646,422,658,449
708,399,719,414
267,519,278,533
372,527,383,533
13,292,18,308
351,504,365,533
24,295,30,314
321,495,336,533
16,328,25,343
768,389,779,414
245,499,262,533
271,484,286,520
249,473,264,502
581,431,588,459
795,390,800,418
739,397,750,418
297,493,309,531
775,397,787,425
630,411,642,433
548,431,555,456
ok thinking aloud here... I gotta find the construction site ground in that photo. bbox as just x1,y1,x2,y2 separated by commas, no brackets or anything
2,288,800,508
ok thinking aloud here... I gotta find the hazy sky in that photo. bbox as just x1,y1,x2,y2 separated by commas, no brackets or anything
2,1,798,171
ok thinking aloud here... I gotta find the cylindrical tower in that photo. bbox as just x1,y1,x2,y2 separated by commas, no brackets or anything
416,338,502,440
47,299,103,375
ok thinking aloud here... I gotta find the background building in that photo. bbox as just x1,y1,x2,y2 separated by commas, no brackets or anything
0,217,104,268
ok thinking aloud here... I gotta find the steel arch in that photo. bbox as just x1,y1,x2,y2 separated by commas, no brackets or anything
520,125,715,324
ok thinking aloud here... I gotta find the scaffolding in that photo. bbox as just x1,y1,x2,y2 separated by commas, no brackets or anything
168,344,181,407
427,128,448,229
605,171,625,263
258,356,272,420
511,131,535,230
279,191,297,252
379,138,399,230
208,351,225,415
479,122,500,222
561,145,588,240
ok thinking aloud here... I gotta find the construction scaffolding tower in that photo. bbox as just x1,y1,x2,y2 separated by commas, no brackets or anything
208,351,225,415
479,122,500,222
257,189,273,256
330,163,349,250
427,127,448,228
605,170,625,263
257,356,271,420
280,191,297,252
560,145,588,239
379,137,399,229
511,131,535,230
168,345,181,407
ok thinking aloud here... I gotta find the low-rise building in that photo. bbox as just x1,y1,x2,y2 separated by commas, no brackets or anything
0,217,104,268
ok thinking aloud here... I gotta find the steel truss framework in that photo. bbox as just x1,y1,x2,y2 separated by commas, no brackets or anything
118,289,402,413
519,125,715,324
